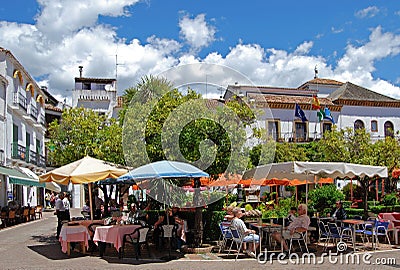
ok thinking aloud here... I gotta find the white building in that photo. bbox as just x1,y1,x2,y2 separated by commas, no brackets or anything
0,47,48,208
226,77,400,143
72,66,117,118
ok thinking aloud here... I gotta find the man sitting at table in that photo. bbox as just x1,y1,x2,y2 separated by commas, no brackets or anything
271,204,310,256
331,200,347,220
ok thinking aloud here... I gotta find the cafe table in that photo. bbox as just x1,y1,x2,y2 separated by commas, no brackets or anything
93,224,141,257
250,222,283,253
341,219,375,252
59,224,90,256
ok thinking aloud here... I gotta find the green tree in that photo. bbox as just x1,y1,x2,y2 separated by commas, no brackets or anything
47,107,124,166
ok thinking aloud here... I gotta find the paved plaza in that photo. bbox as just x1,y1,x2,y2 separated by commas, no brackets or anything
0,208,399,270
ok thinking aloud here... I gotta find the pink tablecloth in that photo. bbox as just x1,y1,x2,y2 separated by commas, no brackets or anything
59,225,90,253
93,225,141,251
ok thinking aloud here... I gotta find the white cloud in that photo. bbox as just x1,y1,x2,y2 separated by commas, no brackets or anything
1,2,400,103
355,6,380,18
179,13,216,52
35,0,138,42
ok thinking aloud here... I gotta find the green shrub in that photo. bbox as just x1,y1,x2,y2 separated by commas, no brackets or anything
342,183,363,200
381,193,399,206
308,184,345,213
203,210,225,242
345,208,364,218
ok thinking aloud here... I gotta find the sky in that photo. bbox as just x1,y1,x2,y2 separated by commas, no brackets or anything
1,0,400,103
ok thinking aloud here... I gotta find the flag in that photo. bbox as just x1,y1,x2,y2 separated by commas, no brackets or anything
295,103,307,122
312,95,321,110
317,108,325,122
324,107,335,124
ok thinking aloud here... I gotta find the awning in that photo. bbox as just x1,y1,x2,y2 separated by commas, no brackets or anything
0,166,45,187
45,182,61,192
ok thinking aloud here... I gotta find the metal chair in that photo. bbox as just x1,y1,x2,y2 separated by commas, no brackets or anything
364,220,391,247
327,222,352,250
121,226,151,259
288,230,309,254
218,222,232,252
228,225,257,261
318,221,331,251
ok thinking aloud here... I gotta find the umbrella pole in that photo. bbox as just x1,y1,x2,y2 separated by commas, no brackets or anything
89,182,94,221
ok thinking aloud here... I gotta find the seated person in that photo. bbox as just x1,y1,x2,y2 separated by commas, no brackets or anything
271,204,310,255
82,200,90,212
231,207,259,258
285,207,297,226
127,203,139,224
331,200,347,220
153,207,186,250
223,205,234,224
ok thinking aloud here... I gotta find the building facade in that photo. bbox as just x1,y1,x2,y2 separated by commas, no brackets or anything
226,78,400,143
72,66,117,118
0,47,48,208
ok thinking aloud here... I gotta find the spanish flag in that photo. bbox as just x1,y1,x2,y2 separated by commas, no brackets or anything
312,95,321,110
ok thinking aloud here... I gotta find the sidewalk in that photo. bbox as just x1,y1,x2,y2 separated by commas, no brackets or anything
0,208,398,270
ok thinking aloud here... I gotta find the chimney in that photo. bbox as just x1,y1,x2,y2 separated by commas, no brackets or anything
79,66,83,78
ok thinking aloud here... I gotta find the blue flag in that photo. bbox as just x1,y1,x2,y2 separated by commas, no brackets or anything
295,104,307,122
324,107,335,124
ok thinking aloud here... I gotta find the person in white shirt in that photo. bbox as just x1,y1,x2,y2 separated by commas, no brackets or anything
272,204,310,255
55,193,66,238
231,207,260,258
62,192,71,221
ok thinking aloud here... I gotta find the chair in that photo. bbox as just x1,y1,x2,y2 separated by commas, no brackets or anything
20,208,29,223
87,222,104,253
327,222,352,250
228,225,257,261
288,230,309,254
364,220,391,247
218,222,233,252
29,207,36,221
1,210,8,227
121,226,150,259
35,206,43,219
8,210,16,226
318,221,331,251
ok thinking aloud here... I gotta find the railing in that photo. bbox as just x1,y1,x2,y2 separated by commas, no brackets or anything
12,92,27,110
29,104,38,120
11,142,26,161
38,155,46,168
29,149,37,165
39,113,45,126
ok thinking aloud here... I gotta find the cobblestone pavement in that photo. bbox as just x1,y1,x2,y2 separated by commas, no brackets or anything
0,208,399,270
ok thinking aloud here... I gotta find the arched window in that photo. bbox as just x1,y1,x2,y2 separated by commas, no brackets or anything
354,119,364,130
384,121,394,138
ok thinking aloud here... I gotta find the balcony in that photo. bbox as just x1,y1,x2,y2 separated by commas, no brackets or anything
24,103,38,124
11,142,46,168
11,92,27,112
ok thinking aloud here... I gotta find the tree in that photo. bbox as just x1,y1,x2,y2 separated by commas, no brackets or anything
121,76,259,246
47,107,124,216
47,107,124,166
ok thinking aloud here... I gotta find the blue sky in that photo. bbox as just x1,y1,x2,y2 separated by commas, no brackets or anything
1,0,400,102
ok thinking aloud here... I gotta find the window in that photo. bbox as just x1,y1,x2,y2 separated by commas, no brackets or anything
322,122,332,133
82,82,91,90
295,122,307,142
267,120,280,141
384,121,394,138
354,120,364,130
371,120,378,132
